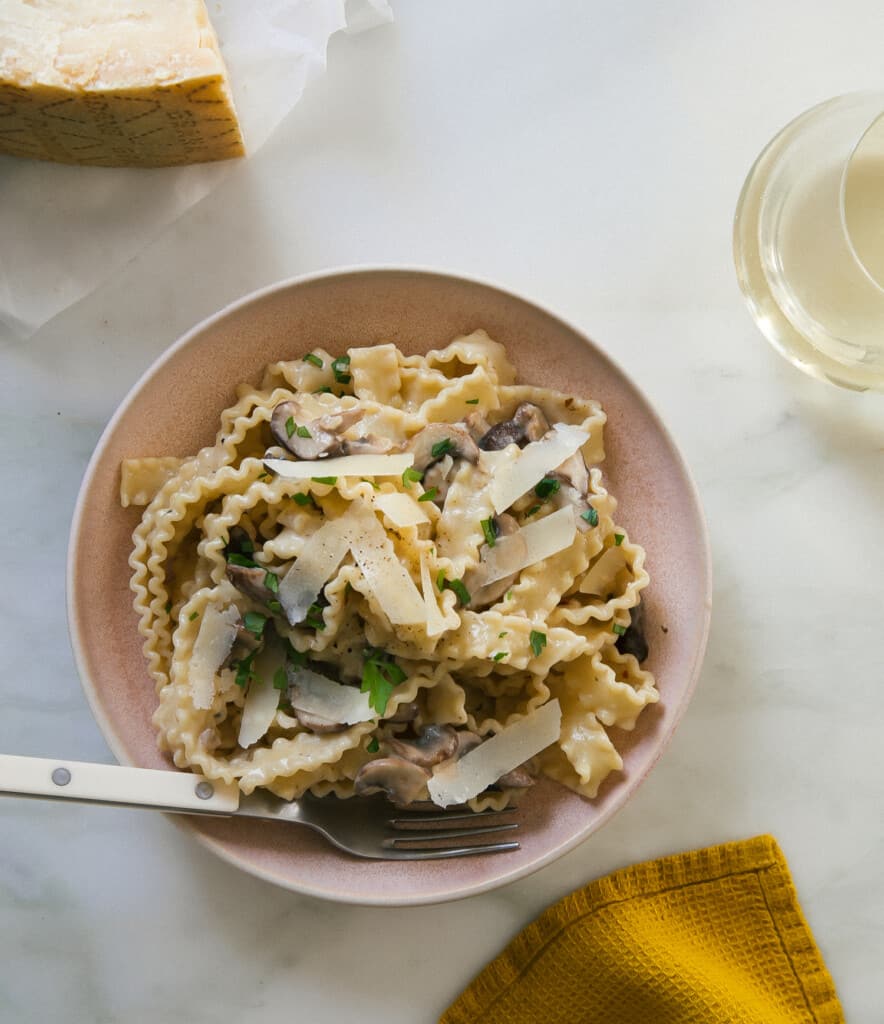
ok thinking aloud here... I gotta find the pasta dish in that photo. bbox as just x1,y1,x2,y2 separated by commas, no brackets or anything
120,332,656,810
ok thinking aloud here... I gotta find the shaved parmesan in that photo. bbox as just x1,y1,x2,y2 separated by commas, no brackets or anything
579,546,626,596
278,518,351,626
288,668,375,725
427,700,562,807
346,502,426,625
482,507,577,585
373,491,430,529
488,424,589,514
238,642,284,748
189,604,240,710
264,454,414,480
420,550,449,638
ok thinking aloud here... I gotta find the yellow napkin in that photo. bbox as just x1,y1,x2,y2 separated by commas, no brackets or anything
440,836,844,1024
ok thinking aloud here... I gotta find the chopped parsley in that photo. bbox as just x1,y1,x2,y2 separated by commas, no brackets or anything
361,477,381,491
612,623,627,636
292,492,315,507
498,631,508,638
227,552,260,568
311,476,337,485
331,355,351,385
295,425,312,439
614,533,624,546
313,385,334,394
257,471,270,481
272,667,288,691
188,611,199,622
436,569,447,591
431,437,455,460
465,398,480,405
366,737,380,754
361,648,407,716
284,641,309,669
243,611,268,638
492,651,508,662
529,630,547,657
234,650,258,688
302,352,324,369
506,589,514,601
264,571,280,594
418,487,438,502
534,476,560,499
164,600,172,614
443,577,471,606
305,603,326,631
402,466,423,487
285,415,296,438
480,517,497,547
267,599,282,614
525,504,542,518
581,507,599,527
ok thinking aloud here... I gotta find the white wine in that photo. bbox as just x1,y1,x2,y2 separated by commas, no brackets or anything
734,94,884,391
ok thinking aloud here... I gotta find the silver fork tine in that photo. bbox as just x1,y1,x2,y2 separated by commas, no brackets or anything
387,841,521,860
388,808,517,829
383,822,518,847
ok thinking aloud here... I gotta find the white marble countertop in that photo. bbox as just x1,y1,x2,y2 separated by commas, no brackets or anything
2,3,883,1021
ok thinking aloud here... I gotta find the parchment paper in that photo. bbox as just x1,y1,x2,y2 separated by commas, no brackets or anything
0,0,393,340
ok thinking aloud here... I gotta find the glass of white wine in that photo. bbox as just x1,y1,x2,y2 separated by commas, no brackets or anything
734,91,884,391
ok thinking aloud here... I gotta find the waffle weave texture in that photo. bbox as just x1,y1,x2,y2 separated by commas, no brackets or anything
440,835,843,1024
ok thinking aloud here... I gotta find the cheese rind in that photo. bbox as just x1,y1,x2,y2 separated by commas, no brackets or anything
0,0,244,167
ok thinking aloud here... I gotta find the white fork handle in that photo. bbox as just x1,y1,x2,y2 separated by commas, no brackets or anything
0,754,240,816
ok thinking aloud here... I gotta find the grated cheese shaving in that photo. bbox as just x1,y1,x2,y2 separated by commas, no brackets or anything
288,667,375,724
373,491,430,529
278,517,352,626
189,604,240,710
427,699,562,807
238,641,285,748
263,454,414,480
482,507,577,585
346,501,426,625
488,424,589,514
420,549,449,637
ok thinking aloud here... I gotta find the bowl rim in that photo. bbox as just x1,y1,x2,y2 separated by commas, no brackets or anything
66,264,712,906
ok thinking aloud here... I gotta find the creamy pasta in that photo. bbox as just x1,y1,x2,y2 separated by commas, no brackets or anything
122,331,655,810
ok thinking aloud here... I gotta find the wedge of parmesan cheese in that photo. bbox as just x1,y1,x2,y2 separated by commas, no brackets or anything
288,668,375,725
420,550,449,638
189,604,240,710
0,0,244,167
427,700,562,807
264,454,414,481
488,424,590,514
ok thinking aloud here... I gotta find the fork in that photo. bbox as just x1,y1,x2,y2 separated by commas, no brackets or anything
0,754,520,860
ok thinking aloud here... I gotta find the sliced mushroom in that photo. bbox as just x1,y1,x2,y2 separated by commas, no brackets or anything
464,410,491,443
463,513,526,608
553,450,589,494
225,563,277,605
270,400,363,459
478,402,550,450
354,757,430,806
386,725,459,768
338,434,393,456
405,423,480,473
496,765,536,789
615,603,649,663
422,454,454,505
294,707,348,734
388,700,420,724
454,730,483,757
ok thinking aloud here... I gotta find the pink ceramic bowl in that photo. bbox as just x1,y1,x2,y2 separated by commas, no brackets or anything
67,268,711,906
